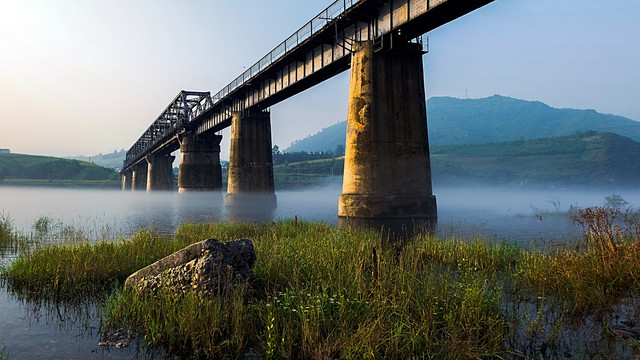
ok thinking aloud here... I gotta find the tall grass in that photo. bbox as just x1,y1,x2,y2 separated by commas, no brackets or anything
2,228,191,298
0,211,30,255
516,207,640,310
3,210,640,358
102,221,513,359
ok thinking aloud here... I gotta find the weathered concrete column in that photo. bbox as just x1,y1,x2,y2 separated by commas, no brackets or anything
338,40,437,232
132,162,148,191
178,133,222,192
121,169,132,191
226,110,276,207
146,154,176,191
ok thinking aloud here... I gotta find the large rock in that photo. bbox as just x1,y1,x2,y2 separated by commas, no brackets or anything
124,238,255,295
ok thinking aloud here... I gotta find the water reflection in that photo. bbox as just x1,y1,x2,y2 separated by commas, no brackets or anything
225,193,277,223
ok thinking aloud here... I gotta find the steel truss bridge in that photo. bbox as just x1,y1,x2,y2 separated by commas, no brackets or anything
123,0,494,170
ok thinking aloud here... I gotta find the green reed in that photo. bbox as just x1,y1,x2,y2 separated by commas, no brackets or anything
3,210,640,358
2,228,192,298
103,221,513,359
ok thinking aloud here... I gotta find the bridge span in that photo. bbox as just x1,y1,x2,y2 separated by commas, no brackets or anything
121,0,495,230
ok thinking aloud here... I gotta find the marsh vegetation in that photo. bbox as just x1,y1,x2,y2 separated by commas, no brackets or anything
1,207,640,359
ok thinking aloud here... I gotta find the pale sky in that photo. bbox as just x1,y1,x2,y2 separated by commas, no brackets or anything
0,0,638,158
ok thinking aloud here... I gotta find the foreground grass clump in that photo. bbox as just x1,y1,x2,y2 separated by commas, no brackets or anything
0,212,25,254
516,207,640,310
4,209,640,358
2,229,191,297
102,221,513,359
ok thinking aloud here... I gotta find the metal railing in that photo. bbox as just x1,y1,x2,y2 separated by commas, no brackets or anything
125,0,365,169
125,91,211,164
210,0,364,103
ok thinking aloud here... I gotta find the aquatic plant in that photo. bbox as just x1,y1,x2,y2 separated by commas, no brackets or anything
516,207,640,310
0,211,30,255
104,221,512,359
4,214,640,358
2,228,191,299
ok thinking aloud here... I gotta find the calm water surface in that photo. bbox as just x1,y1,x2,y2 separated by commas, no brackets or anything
1,183,639,358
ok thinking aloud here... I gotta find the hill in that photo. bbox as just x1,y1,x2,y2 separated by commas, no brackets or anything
277,132,640,187
431,131,640,186
0,153,119,182
68,149,126,170
284,95,640,152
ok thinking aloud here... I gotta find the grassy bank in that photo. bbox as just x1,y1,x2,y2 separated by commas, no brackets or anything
0,153,118,182
2,211,640,358
0,179,121,188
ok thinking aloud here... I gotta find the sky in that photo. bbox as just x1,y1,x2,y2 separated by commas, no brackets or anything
0,0,639,159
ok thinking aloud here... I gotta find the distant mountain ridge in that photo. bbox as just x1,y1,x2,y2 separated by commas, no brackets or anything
285,95,640,152
67,149,126,170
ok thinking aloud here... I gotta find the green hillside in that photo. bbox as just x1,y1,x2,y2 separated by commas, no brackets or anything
284,95,640,152
287,122,347,153
67,149,126,170
278,132,640,187
0,153,119,182
431,131,640,186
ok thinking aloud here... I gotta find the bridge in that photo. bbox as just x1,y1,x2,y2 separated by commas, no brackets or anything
121,0,495,228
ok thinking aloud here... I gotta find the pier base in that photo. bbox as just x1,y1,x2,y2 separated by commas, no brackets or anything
178,134,223,192
226,110,276,207
132,163,148,191
338,40,437,234
121,170,132,191
146,154,175,191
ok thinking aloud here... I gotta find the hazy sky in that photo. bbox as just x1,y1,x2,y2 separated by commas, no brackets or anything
1,0,638,158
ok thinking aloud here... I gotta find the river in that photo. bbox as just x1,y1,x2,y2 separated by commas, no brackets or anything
0,183,638,358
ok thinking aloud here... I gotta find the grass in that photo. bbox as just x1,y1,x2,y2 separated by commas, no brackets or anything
0,212,29,255
2,210,640,358
0,153,118,181
0,179,120,188
2,228,191,299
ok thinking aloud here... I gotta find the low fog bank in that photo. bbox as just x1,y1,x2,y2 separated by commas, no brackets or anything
3,182,640,245
436,185,640,216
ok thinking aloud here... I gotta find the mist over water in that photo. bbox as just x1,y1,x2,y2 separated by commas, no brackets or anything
1,183,640,358
1,183,638,244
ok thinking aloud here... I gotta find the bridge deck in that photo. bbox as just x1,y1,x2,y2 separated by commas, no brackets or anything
124,0,494,169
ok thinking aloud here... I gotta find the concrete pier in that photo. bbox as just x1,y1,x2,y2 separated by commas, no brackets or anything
121,169,132,191
338,40,437,233
177,133,223,192
226,110,276,207
132,162,148,191
146,154,176,191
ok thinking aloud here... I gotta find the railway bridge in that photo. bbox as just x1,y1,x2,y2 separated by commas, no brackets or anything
121,0,495,228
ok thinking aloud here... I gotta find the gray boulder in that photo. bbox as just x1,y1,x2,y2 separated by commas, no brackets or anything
124,238,255,295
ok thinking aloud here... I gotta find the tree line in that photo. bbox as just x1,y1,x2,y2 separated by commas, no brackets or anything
272,145,344,165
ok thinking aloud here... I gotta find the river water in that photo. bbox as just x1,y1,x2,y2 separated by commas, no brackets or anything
0,183,639,358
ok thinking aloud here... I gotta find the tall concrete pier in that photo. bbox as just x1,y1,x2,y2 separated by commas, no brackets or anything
121,169,132,191
177,134,223,192
132,162,148,191
146,154,175,191
339,40,437,231
226,110,276,206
